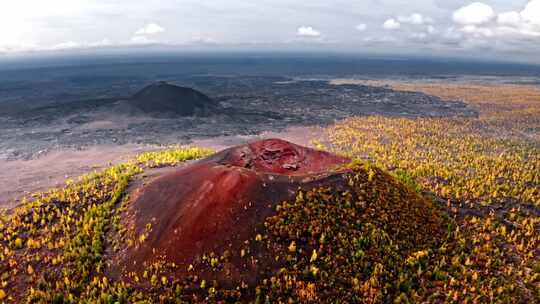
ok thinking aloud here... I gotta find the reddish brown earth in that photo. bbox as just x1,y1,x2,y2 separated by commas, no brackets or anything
113,139,350,284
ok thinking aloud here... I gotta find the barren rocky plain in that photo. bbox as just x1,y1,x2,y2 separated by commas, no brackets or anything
0,76,476,206
0,76,476,161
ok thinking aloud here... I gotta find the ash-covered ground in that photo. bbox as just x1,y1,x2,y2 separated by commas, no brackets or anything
0,76,476,160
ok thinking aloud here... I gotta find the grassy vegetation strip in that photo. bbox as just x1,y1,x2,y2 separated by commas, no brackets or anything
136,146,214,168
327,116,539,207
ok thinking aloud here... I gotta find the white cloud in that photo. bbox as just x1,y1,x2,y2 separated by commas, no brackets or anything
442,27,464,44
461,25,494,37
355,24,367,31
408,24,437,43
188,35,218,44
297,26,321,37
131,23,164,46
130,35,157,45
89,38,112,48
453,2,495,25
383,18,401,30
363,36,397,43
398,13,432,25
410,32,428,40
48,39,113,51
0,43,38,53
521,0,540,25
51,41,81,50
497,12,522,27
135,23,165,35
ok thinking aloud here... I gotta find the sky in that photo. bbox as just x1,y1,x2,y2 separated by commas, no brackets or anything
0,0,539,63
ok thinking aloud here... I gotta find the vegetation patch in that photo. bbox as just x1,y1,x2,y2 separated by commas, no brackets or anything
0,147,213,303
136,146,214,168
0,142,451,303
320,82,540,302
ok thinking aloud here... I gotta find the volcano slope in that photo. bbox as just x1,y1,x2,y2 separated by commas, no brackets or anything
0,139,447,303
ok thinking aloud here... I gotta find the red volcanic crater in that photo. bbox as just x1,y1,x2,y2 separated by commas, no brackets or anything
113,139,350,284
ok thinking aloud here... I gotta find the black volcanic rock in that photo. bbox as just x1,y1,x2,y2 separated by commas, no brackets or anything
129,82,219,116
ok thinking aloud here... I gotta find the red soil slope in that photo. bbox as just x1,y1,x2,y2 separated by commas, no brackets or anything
114,139,350,283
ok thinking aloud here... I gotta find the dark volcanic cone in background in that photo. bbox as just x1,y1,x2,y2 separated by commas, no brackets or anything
129,81,219,116
113,139,351,282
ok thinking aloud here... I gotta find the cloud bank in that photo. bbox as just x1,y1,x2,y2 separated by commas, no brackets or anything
1,0,539,63
452,1,540,38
